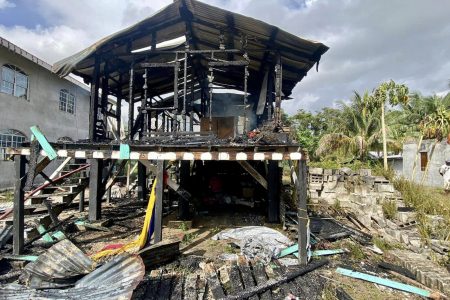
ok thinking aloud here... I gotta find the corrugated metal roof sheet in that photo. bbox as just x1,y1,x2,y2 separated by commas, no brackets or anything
0,255,145,300
23,239,94,289
53,0,328,98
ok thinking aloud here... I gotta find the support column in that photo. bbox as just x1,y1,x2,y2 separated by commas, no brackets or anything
13,155,26,255
89,57,100,141
137,162,147,202
79,188,85,212
179,160,190,220
297,160,308,265
267,160,280,223
154,160,164,243
89,159,104,221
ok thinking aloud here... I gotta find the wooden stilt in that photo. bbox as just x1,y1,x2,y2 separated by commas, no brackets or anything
79,188,85,212
13,155,26,255
297,160,308,265
154,160,164,243
88,159,104,221
267,160,280,223
137,162,147,202
179,160,190,220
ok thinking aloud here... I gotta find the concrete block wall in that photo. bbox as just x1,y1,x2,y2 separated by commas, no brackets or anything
0,46,90,188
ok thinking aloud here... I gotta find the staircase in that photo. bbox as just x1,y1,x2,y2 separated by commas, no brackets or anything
24,158,89,215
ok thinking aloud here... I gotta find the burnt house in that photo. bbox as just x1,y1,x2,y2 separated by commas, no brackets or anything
8,0,328,264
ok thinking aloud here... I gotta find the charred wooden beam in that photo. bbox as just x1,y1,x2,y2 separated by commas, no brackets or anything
88,159,104,221
297,160,308,265
154,160,164,243
13,155,26,255
137,162,147,202
89,56,101,141
267,161,280,223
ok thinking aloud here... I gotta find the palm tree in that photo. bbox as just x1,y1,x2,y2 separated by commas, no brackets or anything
369,80,409,170
316,92,382,160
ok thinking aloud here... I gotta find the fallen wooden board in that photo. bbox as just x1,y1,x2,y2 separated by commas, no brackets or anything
138,239,180,268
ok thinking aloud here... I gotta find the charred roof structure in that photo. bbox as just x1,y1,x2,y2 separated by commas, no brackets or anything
7,0,328,266
53,0,328,140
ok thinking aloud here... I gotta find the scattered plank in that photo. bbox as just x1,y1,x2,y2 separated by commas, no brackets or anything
222,259,328,300
227,264,244,294
144,269,162,299
251,261,272,300
158,272,174,299
205,263,226,299
184,273,198,300
170,274,184,300
236,256,258,300
138,239,180,268
335,267,431,298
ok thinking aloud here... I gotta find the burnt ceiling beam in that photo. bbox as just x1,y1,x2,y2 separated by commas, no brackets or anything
190,16,319,62
225,13,236,61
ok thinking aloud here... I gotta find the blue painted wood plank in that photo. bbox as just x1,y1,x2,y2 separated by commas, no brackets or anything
293,249,345,258
336,267,431,297
30,126,57,160
119,143,130,159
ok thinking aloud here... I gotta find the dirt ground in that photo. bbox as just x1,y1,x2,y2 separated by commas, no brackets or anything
0,196,434,299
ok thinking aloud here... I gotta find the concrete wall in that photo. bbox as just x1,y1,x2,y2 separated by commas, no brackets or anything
402,140,450,187
0,46,90,189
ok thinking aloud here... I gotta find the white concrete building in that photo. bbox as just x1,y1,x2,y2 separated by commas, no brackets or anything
0,37,90,189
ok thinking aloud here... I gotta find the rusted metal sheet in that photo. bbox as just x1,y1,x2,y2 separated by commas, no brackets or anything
0,225,13,249
0,255,145,300
23,239,94,289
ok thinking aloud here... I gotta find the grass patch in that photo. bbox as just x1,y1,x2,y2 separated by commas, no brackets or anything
381,200,397,220
393,177,450,242
182,231,199,244
372,237,401,251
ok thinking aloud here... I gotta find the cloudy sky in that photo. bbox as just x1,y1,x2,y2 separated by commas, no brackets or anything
0,0,449,114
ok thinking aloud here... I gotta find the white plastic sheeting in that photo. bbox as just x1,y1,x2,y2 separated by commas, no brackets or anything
212,226,293,264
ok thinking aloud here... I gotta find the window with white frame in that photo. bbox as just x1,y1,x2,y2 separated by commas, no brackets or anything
0,129,26,160
59,89,76,114
1,64,28,100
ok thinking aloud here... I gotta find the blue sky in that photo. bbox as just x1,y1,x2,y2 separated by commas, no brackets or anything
0,0,449,114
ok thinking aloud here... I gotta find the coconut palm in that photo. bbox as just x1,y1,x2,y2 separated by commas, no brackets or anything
369,80,409,170
316,92,382,160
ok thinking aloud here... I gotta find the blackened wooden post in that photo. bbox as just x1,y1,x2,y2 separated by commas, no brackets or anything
13,155,26,255
179,160,190,220
267,160,280,223
116,74,122,139
89,159,104,221
79,188,85,212
89,56,100,141
154,160,164,243
137,162,147,202
297,160,308,265
128,63,135,140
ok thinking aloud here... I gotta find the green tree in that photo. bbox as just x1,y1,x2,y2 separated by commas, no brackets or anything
315,92,382,160
289,107,341,159
369,80,409,170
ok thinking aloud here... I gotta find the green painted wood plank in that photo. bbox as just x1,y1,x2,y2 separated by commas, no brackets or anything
30,126,57,160
3,255,38,262
119,143,130,159
336,267,431,298
37,225,54,243
278,244,298,258
52,231,66,241
293,249,345,258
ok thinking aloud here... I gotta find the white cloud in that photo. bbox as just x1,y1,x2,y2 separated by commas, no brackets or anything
0,0,449,114
0,0,14,9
